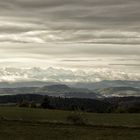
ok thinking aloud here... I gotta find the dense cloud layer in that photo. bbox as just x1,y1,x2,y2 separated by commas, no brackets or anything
0,67,139,82
0,0,140,81
0,0,140,44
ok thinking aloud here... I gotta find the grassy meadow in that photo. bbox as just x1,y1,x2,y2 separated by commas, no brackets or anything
0,107,140,140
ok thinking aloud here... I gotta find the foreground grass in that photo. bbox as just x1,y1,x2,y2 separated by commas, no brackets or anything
0,107,140,140
0,120,139,140
0,107,140,126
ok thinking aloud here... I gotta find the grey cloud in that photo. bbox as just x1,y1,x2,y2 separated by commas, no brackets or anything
1,29,140,44
1,43,140,57
62,59,102,62
109,64,140,67
0,0,140,44
114,58,140,61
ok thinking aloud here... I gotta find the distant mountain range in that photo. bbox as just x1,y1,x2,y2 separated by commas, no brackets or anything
71,80,140,90
0,84,100,99
0,80,140,89
71,80,140,97
0,80,139,98
96,87,140,97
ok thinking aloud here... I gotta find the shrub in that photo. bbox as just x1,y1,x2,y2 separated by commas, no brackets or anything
29,102,37,108
66,113,87,125
18,100,30,107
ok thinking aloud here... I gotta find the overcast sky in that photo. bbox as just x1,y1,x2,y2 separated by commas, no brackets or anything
0,0,140,82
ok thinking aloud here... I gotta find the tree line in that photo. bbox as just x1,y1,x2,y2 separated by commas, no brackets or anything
0,94,139,113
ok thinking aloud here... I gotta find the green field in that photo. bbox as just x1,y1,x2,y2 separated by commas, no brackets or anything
0,107,140,140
